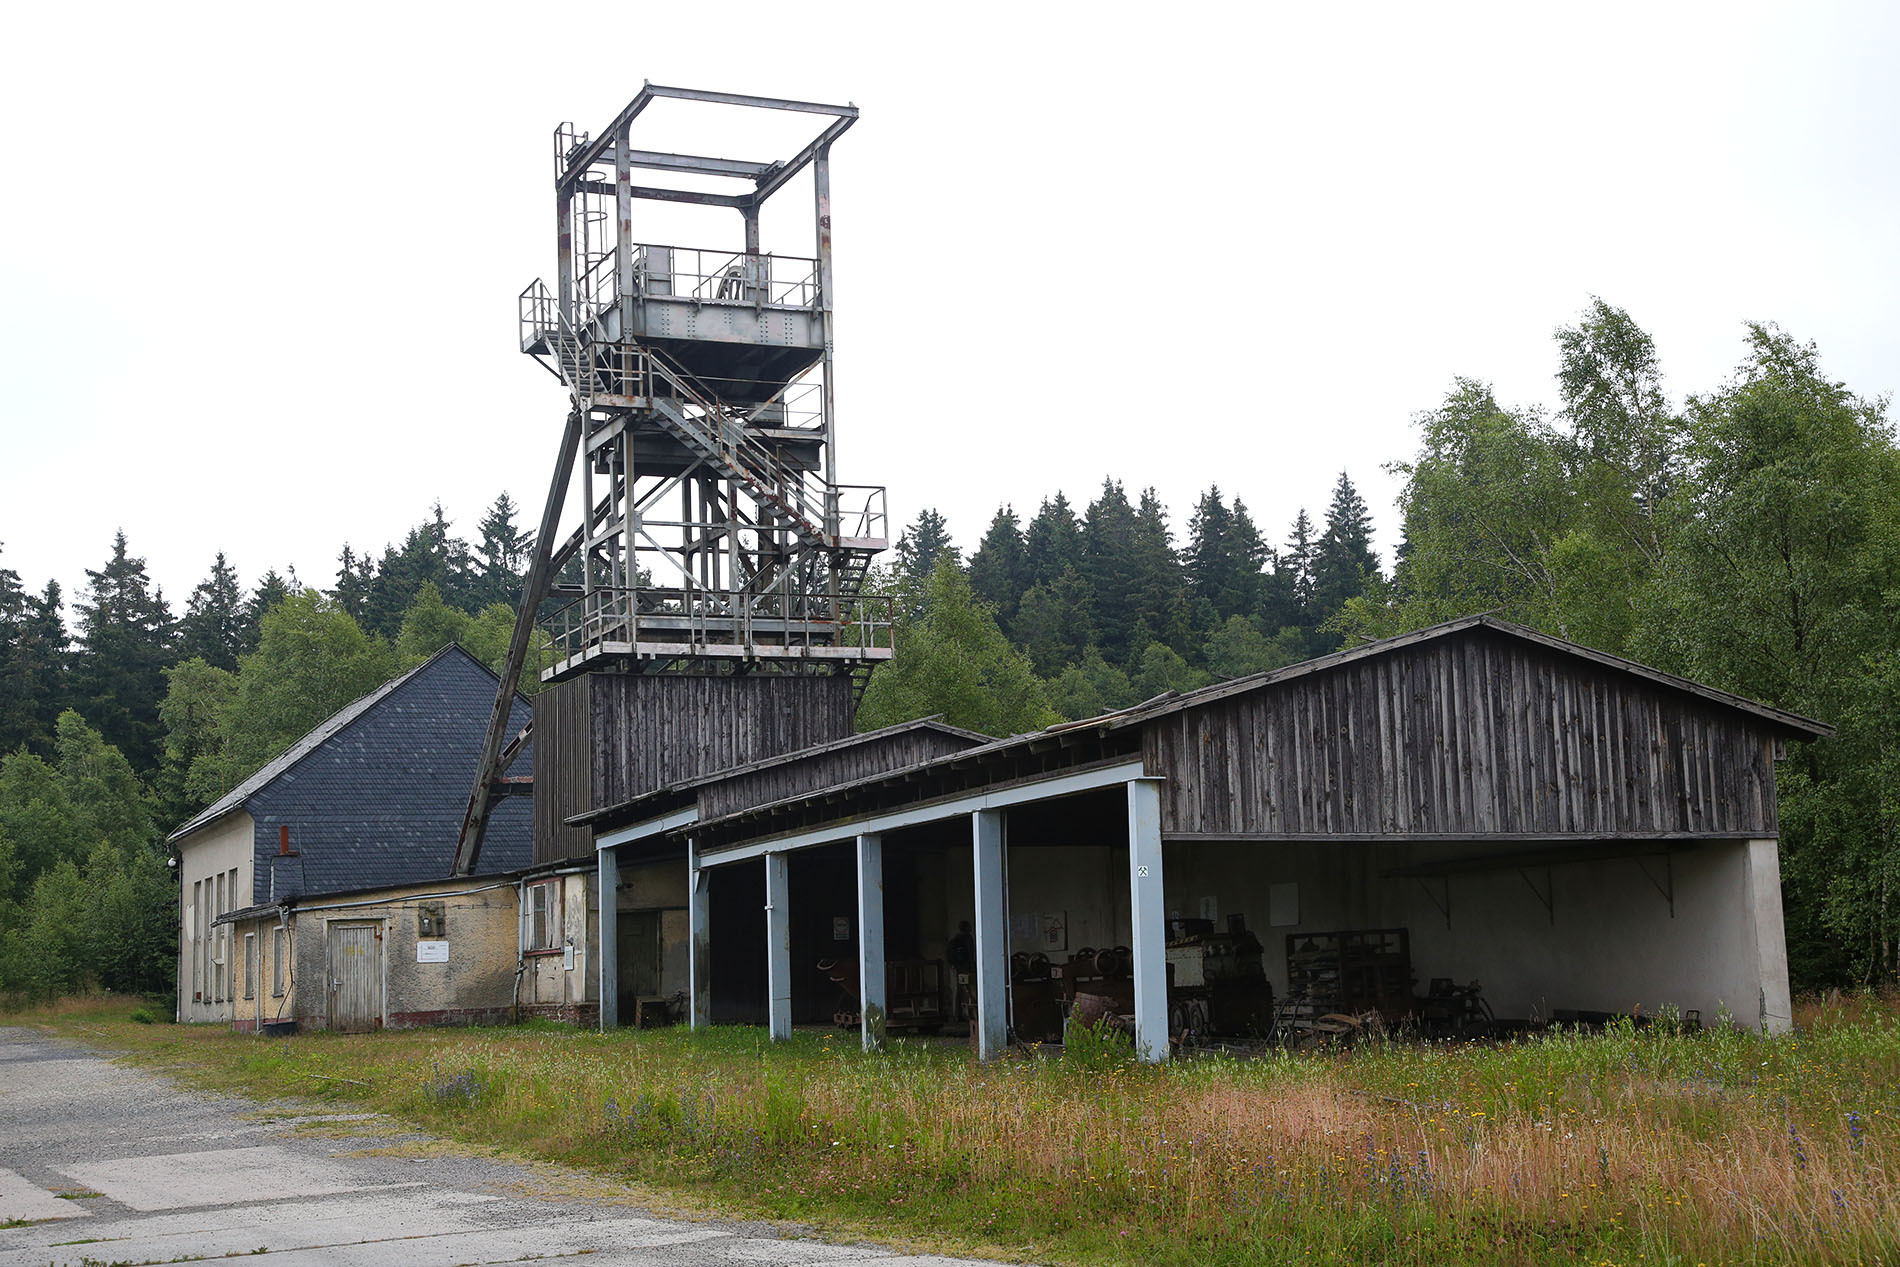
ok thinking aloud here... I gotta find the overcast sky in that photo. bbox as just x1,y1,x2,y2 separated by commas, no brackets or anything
2,2,1895,614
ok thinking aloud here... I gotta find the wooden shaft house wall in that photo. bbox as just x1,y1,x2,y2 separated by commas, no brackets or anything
535,673,855,864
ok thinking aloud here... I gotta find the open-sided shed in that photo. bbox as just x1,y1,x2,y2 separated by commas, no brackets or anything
584,616,1829,1059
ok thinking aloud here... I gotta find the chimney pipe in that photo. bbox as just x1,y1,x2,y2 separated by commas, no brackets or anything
278,825,291,856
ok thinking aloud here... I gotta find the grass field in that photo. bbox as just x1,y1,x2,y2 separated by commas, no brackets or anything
13,995,1899,1266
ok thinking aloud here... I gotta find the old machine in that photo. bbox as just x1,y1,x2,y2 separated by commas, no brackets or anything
1164,914,1274,1040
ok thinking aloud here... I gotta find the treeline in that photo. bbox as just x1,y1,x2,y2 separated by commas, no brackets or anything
859,302,1899,989
0,496,542,1002
4,302,1895,996
864,469,1378,729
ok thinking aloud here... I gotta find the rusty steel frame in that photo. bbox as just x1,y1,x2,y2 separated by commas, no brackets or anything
453,85,883,877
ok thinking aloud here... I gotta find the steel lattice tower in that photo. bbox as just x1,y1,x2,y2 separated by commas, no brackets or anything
454,84,891,874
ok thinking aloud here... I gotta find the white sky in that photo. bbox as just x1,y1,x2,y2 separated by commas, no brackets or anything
2,2,1895,612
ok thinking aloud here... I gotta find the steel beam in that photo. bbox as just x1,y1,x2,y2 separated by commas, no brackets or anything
598,846,619,1031
574,179,750,209
645,83,858,117
696,760,1148,868
558,88,655,189
856,833,885,1052
1127,778,1169,1063
594,805,698,851
688,836,710,1030
604,147,774,179
452,408,583,875
752,116,859,207
972,809,1008,1061
765,852,791,1041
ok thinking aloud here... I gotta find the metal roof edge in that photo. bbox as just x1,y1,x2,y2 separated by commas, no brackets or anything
567,715,994,831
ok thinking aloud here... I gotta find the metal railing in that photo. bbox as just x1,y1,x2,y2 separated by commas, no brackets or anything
637,244,819,308
543,586,894,663
558,244,822,332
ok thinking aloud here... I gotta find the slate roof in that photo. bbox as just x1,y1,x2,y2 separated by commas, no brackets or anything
170,644,534,902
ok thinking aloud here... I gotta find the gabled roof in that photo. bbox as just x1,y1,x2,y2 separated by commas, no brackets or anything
682,614,1832,837
1090,615,1834,740
169,643,531,843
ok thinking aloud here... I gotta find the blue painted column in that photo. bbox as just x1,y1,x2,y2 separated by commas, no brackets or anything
688,836,710,1031
765,851,792,1041
856,833,886,1052
598,845,619,1031
972,809,1008,1061
1127,778,1169,1062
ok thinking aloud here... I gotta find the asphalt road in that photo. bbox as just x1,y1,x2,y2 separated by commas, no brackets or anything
0,1027,1012,1267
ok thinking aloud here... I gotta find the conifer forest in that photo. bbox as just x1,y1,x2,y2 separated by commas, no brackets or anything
1,302,1896,999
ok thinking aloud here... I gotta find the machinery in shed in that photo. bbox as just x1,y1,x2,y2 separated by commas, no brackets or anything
1164,915,1275,1039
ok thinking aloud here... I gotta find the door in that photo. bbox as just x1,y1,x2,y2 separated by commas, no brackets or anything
327,921,383,1032
618,911,662,1021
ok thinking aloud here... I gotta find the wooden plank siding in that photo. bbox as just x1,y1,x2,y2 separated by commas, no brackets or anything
696,730,980,822
1142,628,1780,840
532,676,594,864
534,674,855,863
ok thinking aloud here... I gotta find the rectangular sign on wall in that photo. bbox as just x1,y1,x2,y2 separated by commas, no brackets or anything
416,939,450,964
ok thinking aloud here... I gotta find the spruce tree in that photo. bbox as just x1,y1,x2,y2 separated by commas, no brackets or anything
1186,486,1263,621
894,508,959,589
475,493,534,608
1011,570,1095,678
0,546,30,754
15,582,69,754
177,552,246,671
1310,472,1380,624
1022,493,1084,590
1081,480,1140,661
967,506,1027,625
331,544,375,622
1128,489,1184,643
239,569,295,654
70,533,174,774
1283,509,1317,624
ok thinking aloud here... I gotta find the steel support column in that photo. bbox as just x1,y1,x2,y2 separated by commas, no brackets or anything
1127,778,1169,1063
855,833,885,1052
972,809,1008,1061
765,852,791,1041
598,846,619,1031
688,836,710,1030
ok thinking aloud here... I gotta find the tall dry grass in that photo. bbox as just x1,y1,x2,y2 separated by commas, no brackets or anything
25,996,1900,1266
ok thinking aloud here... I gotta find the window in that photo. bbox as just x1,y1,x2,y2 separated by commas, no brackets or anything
524,880,561,952
243,933,256,999
191,881,203,999
272,926,287,997
213,873,225,1002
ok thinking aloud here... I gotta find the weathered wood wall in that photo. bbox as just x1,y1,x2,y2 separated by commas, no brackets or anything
1144,627,1779,839
532,676,594,864
696,728,981,822
536,673,855,864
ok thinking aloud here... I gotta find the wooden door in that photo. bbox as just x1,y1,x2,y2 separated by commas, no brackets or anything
326,921,383,1032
